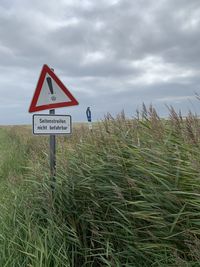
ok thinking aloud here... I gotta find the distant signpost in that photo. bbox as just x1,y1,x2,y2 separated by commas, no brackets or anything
29,64,79,192
86,107,92,130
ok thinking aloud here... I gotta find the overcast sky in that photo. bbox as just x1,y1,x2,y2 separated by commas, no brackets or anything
0,0,200,124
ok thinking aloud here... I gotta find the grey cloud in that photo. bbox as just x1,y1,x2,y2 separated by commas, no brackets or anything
0,0,200,124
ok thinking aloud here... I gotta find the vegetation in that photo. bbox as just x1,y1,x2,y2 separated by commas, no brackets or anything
1,106,200,266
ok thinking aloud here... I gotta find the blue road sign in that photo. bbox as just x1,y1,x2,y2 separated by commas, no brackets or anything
86,107,92,122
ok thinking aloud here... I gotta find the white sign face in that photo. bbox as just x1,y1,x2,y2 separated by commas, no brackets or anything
36,74,72,107
33,114,71,135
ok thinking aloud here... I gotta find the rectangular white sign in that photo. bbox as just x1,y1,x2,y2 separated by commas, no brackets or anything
33,114,72,135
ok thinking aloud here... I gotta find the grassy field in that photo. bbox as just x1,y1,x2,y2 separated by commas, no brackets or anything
1,107,200,266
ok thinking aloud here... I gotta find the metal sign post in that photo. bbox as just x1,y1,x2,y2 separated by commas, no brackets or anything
49,109,56,191
48,70,56,192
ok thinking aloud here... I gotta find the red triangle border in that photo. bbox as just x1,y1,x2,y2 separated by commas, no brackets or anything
29,65,79,113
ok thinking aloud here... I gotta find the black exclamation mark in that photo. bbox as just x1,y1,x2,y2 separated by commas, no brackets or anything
46,77,56,101
47,77,54,94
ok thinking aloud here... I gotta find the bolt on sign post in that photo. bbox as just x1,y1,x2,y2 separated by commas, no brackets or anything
29,64,79,193
86,107,92,130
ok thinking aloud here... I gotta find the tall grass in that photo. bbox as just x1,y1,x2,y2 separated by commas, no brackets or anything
1,107,200,266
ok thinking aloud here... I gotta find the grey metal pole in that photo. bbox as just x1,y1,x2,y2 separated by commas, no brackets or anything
49,68,56,192
50,108,56,191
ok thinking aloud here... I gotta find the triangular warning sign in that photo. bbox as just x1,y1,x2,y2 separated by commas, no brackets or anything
29,64,79,113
